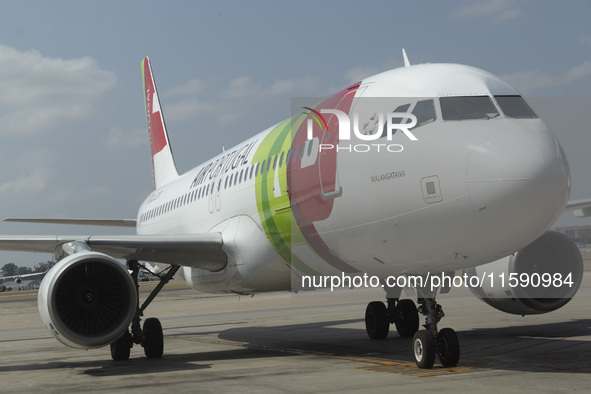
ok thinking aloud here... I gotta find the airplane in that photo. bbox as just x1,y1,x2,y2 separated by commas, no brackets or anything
1,51,590,369
0,271,46,284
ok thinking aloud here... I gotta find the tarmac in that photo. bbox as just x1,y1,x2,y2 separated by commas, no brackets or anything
1,275,590,393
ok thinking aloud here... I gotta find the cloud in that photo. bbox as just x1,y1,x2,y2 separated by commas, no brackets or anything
106,127,146,149
0,149,58,196
580,36,591,45
0,45,116,135
163,74,322,128
220,75,319,100
164,78,205,97
342,58,401,85
0,166,51,195
451,0,521,23
501,61,591,95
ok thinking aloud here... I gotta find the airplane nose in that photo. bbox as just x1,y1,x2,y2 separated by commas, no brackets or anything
467,126,570,236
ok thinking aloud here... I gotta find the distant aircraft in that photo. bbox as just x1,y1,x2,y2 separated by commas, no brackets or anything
1,51,590,368
1,271,46,284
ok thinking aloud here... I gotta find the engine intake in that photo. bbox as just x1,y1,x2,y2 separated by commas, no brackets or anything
464,231,583,315
38,251,137,349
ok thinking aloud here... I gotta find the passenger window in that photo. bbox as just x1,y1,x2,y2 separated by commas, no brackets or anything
292,145,299,162
286,149,291,164
273,154,278,169
279,151,284,168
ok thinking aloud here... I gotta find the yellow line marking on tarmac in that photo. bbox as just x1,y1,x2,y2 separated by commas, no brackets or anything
167,336,243,348
168,335,492,377
328,355,491,377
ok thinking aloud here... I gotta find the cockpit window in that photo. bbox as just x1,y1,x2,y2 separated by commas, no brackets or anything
379,104,410,138
411,99,436,129
440,96,500,121
495,95,538,119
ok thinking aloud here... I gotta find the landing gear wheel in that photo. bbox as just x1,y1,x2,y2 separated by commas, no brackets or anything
365,301,389,339
143,317,164,358
413,330,435,369
110,331,132,361
436,328,460,367
394,299,419,337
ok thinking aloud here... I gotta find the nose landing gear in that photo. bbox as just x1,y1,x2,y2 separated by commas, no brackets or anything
364,283,460,369
413,297,460,369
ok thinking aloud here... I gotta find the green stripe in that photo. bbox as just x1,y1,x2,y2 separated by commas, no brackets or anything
254,115,319,276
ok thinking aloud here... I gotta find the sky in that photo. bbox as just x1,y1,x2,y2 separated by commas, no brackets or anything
0,0,590,268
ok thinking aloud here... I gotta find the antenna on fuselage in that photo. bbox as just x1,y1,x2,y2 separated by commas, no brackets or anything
402,48,410,68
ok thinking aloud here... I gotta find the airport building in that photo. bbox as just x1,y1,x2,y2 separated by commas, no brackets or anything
1,279,41,291
554,225,591,245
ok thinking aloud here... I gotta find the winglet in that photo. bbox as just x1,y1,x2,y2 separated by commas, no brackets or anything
402,48,410,68
142,57,179,189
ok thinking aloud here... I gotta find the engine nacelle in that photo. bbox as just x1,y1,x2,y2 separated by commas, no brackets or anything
464,231,583,315
38,251,137,349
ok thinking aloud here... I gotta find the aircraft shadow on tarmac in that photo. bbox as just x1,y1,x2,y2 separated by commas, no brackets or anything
1,318,588,377
212,318,591,374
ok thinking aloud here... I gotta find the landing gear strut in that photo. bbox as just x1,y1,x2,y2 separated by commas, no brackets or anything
110,260,180,361
412,294,460,369
364,282,460,369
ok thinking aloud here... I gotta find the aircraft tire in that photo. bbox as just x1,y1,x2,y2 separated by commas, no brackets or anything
394,299,419,337
143,317,164,358
365,301,389,339
436,328,460,367
413,330,435,369
110,331,132,361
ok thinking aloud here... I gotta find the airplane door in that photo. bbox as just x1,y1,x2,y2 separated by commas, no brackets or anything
215,177,222,211
318,85,365,200
318,119,341,200
207,179,215,213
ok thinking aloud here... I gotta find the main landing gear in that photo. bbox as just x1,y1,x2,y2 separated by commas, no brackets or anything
110,261,180,361
365,298,420,339
364,287,460,369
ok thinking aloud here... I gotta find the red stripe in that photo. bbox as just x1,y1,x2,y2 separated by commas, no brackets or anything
144,60,168,156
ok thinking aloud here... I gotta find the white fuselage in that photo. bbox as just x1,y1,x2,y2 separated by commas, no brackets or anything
136,63,570,294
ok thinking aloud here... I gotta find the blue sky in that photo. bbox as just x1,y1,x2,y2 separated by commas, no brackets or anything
0,0,590,267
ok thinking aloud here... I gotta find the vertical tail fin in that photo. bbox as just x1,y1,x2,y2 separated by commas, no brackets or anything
142,57,179,189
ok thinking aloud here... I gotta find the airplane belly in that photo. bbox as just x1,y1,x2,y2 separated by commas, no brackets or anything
180,215,291,294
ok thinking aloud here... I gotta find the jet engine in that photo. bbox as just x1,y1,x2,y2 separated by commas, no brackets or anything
38,251,137,349
464,231,583,315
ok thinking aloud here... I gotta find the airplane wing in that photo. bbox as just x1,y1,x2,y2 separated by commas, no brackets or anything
0,234,226,271
0,271,47,281
565,198,591,217
4,218,137,227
